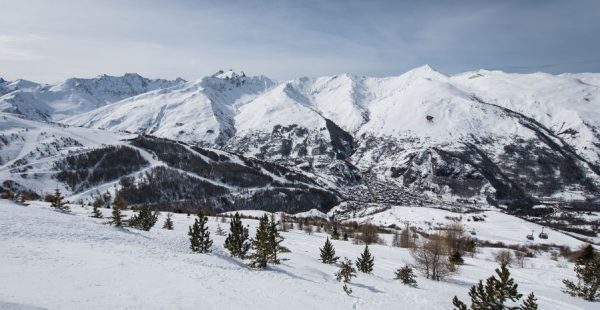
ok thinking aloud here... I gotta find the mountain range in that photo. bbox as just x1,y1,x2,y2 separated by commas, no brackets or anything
1,66,599,213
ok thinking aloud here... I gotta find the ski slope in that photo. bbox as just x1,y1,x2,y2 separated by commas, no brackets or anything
0,199,595,309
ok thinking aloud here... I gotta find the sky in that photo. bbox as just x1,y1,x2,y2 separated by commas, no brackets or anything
1,0,600,83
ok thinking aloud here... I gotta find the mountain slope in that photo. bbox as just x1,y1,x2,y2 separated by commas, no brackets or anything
0,113,339,213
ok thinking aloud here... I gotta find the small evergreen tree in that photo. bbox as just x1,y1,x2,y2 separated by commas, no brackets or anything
576,244,595,264
215,223,226,236
320,237,339,264
336,257,357,295
250,215,271,269
268,214,288,264
521,293,538,310
188,213,213,253
224,212,250,259
395,265,417,286
343,231,349,241
51,188,70,213
129,204,158,231
331,225,340,240
452,264,538,310
356,245,374,273
450,251,464,266
90,199,103,218
108,202,125,227
162,213,174,230
562,253,600,301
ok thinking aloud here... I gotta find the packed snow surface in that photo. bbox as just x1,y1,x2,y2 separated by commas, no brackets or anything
0,199,596,309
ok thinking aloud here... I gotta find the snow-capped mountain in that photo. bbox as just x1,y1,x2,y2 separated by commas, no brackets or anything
61,67,600,209
0,73,185,121
2,66,600,211
66,70,273,145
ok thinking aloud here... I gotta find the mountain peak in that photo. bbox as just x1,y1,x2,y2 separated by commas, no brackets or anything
400,64,447,81
212,69,246,80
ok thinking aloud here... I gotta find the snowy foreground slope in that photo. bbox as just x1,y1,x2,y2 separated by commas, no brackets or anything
0,199,595,309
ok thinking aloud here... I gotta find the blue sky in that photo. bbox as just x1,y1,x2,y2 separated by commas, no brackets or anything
1,0,599,83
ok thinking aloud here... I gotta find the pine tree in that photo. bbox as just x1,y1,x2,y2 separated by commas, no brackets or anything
356,245,374,273
521,293,538,310
268,214,288,264
343,231,349,241
90,197,103,218
224,212,250,259
450,251,464,266
90,202,103,218
188,213,213,253
395,265,417,286
51,188,70,213
562,253,600,301
335,257,357,295
331,224,340,240
320,237,339,264
162,213,174,230
452,264,538,310
250,215,271,269
129,204,158,231
576,244,595,264
215,223,226,236
108,202,126,227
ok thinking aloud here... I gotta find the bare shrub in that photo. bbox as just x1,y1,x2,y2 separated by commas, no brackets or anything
514,250,527,268
303,224,313,235
494,250,513,266
410,233,455,280
354,223,381,245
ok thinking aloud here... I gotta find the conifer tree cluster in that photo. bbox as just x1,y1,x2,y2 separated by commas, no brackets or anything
395,265,417,286
188,213,213,253
129,204,158,231
356,245,374,273
224,212,250,259
452,264,538,310
320,237,339,264
162,213,174,230
335,257,357,295
51,188,70,213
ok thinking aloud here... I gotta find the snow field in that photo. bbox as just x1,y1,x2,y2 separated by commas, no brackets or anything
0,199,596,309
